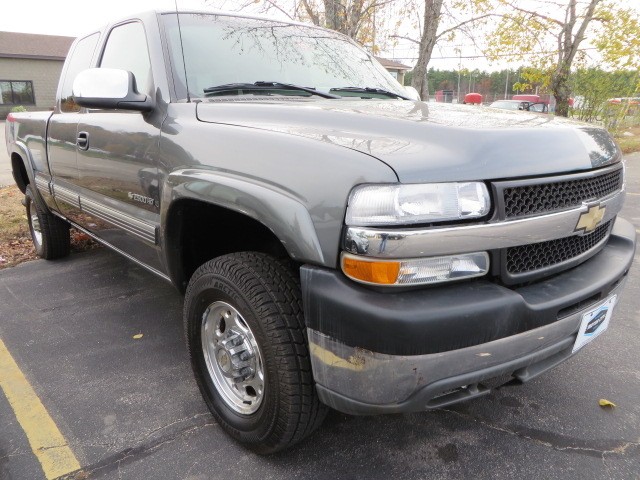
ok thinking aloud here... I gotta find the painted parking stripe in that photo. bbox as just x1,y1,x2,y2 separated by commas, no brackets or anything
0,338,81,479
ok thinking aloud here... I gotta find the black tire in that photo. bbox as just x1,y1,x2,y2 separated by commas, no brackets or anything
184,252,327,454
25,185,70,259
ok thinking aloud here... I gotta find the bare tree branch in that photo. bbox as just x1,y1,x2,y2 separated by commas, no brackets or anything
262,0,296,20
301,0,322,25
390,34,420,45
500,0,565,27
435,13,500,41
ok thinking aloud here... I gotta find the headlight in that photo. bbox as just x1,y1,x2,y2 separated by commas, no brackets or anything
346,182,490,226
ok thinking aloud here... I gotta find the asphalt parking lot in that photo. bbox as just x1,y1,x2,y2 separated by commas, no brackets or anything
1,154,639,480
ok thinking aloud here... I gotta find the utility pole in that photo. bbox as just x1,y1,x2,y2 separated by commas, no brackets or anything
456,48,461,103
504,70,509,99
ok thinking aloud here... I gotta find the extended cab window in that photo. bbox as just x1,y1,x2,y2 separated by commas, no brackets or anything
60,33,99,113
100,22,152,94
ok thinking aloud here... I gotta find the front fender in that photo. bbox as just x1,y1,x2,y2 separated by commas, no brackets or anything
160,169,325,265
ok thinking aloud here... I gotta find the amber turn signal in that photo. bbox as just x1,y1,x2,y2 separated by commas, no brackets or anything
341,256,400,285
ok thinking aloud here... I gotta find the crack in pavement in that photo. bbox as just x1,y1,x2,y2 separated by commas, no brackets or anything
65,413,214,453
37,444,72,452
131,412,212,445
442,408,640,459
53,414,216,480
0,448,28,460
2,281,39,312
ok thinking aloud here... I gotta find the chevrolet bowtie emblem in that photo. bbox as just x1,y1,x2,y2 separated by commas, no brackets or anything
575,204,606,233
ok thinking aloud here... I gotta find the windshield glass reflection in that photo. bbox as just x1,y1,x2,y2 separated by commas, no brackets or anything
163,13,406,100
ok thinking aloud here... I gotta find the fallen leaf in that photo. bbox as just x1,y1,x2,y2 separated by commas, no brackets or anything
132,333,143,340
77,233,90,241
598,399,616,408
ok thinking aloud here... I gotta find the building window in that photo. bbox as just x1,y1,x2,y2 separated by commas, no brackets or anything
0,81,35,105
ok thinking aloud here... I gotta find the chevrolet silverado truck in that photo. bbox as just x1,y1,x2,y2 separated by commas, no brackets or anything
5,10,636,454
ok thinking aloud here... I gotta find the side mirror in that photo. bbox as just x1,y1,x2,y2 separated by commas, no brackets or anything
72,68,154,112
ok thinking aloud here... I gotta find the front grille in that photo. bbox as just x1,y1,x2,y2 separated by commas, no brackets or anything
503,169,622,219
506,221,611,275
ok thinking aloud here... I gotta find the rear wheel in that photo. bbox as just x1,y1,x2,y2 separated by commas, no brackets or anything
25,185,70,259
184,252,327,454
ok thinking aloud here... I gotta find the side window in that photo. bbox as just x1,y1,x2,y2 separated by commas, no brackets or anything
100,22,152,94
60,33,99,113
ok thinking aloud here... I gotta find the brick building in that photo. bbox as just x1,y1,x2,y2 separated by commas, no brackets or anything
0,31,74,118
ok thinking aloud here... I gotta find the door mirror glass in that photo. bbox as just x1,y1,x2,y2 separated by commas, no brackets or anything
72,68,153,111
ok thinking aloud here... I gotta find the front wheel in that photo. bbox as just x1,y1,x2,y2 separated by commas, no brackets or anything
184,252,327,454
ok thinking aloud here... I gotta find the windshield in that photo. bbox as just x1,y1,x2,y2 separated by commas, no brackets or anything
162,13,407,100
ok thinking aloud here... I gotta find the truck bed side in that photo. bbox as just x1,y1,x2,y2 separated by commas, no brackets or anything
5,111,54,192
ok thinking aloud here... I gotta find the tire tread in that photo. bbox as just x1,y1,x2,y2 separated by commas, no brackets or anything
25,185,70,260
184,252,327,454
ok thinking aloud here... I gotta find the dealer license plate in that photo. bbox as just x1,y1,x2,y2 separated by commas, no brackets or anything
572,295,617,353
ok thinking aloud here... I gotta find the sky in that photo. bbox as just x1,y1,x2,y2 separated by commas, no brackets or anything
0,0,214,36
0,0,276,36
1,0,638,72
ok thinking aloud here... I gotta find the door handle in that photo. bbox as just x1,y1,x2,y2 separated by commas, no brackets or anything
77,131,89,150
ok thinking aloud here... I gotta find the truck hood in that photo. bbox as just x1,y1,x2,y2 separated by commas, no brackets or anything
196,100,620,183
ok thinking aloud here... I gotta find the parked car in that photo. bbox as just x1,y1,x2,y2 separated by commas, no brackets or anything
490,99,548,113
607,97,640,115
489,99,532,111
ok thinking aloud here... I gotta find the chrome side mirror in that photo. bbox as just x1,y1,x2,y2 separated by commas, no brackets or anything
72,68,154,112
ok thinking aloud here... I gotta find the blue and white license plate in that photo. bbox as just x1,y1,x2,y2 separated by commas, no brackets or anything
572,295,617,353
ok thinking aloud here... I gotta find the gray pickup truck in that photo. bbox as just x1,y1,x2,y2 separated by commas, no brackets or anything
5,10,636,453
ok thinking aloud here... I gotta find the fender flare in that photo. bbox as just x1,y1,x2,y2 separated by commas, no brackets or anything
7,140,55,212
8,140,37,189
160,169,326,266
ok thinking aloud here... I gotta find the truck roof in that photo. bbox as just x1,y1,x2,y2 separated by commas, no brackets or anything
110,9,316,30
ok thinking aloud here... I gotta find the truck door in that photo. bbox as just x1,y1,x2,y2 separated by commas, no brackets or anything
47,32,100,219
74,21,164,272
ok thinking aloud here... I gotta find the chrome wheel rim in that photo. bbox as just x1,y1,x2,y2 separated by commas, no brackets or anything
27,198,43,249
201,301,265,414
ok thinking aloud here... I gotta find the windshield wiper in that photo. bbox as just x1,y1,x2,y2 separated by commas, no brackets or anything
330,87,410,100
203,82,341,99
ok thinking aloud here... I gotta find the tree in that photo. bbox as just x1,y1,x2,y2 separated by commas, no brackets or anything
571,68,637,125
485,0,640,117
391,0,494,99
233,0,396,47
411,0,444,99
230,0,493,99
